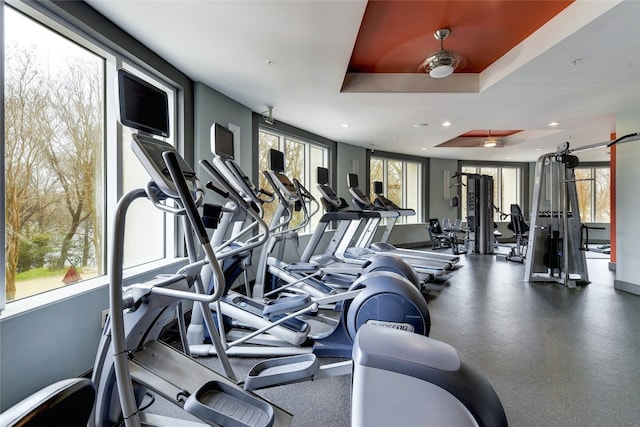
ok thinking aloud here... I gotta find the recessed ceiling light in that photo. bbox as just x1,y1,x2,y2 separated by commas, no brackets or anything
414,123,429,128
571,58,582,66
507,157,512,160
536,148,543,151
442,121,452,127
341,123,350,128
548,121,560,127
265,58,275,66
421,147,428,151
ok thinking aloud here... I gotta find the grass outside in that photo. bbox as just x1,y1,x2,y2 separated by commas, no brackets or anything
16,266,68,282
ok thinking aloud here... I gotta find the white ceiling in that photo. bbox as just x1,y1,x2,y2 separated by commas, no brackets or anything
86,0,640,162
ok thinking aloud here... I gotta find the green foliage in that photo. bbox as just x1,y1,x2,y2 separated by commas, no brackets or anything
17,233,52,272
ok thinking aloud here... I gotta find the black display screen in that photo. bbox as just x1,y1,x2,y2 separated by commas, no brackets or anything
270,149,285,173
213,123,234,159
347,173,359,188
117,69,169,137
317,167,329,185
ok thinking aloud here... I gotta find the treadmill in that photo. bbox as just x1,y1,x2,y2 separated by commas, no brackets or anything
263,154,436,286
301,168,446,278
349,177,460,266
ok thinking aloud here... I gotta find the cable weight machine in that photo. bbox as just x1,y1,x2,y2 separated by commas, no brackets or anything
453,172,495,254
525,142,588,287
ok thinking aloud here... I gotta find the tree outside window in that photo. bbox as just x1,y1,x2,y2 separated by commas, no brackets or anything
4,7,104,301
575,166,610,223
369,156,422,224
459,164,522,222
257,129,328,231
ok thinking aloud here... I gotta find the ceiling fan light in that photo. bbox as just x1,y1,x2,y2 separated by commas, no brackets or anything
430,64,454,78
483,140,498,148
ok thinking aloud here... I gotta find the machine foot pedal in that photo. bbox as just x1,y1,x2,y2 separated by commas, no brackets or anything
184,381,274,427
244,354,319,391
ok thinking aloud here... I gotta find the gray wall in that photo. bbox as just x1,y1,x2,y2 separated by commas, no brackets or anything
336,143,367,202
0,287,106,409
614,106,640,294
429,158,459,223
194,82,254,176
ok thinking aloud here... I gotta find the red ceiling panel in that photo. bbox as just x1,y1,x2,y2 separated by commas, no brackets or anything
349,0,574,74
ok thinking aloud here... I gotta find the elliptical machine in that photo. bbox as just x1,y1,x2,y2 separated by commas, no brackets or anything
352,324,508,427
186,134,430,358
93,68,509,427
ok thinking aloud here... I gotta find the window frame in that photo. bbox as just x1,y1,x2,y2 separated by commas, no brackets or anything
257,127,330,232
1,0,5,311
574,162,611,223
1,0,193,312
457,161,529,222
253,114,337,234
366,149,428,223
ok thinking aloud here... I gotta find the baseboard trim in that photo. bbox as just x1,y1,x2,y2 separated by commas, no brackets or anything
614,279,640,296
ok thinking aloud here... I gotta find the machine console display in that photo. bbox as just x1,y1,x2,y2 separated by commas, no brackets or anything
117,69,169,137
117,68,197,197
131,134,196,197
212,123,234,160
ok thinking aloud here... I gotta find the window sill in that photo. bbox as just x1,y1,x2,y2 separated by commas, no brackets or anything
0,257,188,321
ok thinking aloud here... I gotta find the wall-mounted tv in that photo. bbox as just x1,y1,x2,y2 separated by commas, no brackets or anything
347,173,359,188
269,149,285,173
317,167,329,185
117,69,169,137
211,123,234,159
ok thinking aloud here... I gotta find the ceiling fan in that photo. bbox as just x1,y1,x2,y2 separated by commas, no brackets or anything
419,28,465,78
483,130,503,148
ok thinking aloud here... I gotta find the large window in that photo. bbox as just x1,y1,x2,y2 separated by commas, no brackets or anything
369,156,423,224
575,166,610,223
4,7,104,302
3,3,179,304
257,128,329,231
459,164,524,222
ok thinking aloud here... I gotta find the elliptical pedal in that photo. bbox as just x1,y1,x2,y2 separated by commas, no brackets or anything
243,354,319,391
184,381,275,427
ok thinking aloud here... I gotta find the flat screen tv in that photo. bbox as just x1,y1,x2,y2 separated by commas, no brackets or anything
347,173,359,188
211,123,234,159
117,69,169,137
269,149,285,173
317,167,329,185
